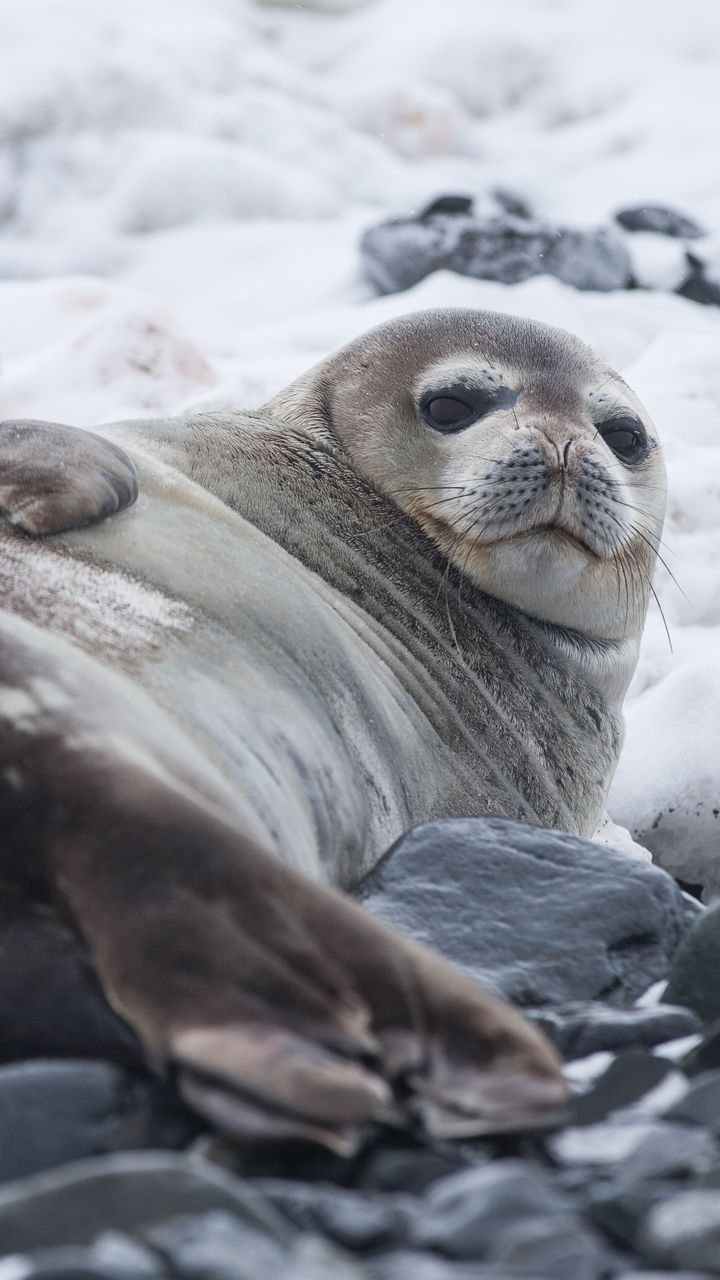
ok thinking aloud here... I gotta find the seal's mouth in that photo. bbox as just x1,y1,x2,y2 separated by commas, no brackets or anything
491,524,601,560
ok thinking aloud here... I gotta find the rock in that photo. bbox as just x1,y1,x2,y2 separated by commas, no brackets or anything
360,208,632,295
666,901,720,1021
0,1233,160,1278
683,1022,720,1076
664,1072,720,1132
352,1135,470,1195
0,1060,199,1184
0,1151,291,1254
549,1120,678,1168
584,1179,686,1254
676,253,720,306
618,1273,715,1280
357,819,698,1008
569,1053,686,1126
144,1211,365,1280
640,1188,720,1271
531,1003,701,1061
416,1161,575,1260
615,205,705,238
250,1181,416,1253
486,1215,619,1280
616,1122,720,1183
368,1253,481,1280
418,194,474,218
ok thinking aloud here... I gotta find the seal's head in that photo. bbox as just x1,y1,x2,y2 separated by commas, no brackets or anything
264,308,666,644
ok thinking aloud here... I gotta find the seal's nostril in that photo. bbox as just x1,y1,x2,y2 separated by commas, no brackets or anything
562,439,573,468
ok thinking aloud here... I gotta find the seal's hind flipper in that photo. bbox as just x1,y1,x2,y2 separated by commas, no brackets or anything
0,419,138,537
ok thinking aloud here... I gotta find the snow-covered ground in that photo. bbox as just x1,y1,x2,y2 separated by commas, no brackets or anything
2,0,720,888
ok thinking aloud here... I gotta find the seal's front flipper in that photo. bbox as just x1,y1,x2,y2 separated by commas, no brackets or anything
0,419,138,537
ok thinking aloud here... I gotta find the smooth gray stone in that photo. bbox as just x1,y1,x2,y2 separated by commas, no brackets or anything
532,1003,701,1061
257,1181,416,1253
0,1233,159,1278
416,1161,574,1261
486,1215,617,1280
664,1072,720,1131
357,819,699,1008
360,210,631,296
618,1274,715,1279
615,205,705,238
0,1152,290,1254
569,1052,681,1126
369,1252,533,1280
640,1189,720,1270
666,901,720,1022
684,1021,720,1076
617,1122,720,1183
0,1060,198,1184
676,252,720,307
145,1211,364,1280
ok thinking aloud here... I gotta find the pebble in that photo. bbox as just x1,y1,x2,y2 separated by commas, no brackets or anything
416,1161,574,1259
664,1072,720,1131
640,1188,720,1271
0,1151,291,1255
0,1060,198,1184
533,1004,701,1063
569,1052,686,1125
666,900,720,1021
615,205,705,238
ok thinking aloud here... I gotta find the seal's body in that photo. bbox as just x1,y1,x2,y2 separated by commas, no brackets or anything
0,309,665,1148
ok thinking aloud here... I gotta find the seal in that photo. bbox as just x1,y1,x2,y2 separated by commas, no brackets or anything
0,308,665,1150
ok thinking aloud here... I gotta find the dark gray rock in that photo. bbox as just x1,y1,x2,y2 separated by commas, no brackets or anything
416,1161,575,1260
251,1181,416,1253
419,194,474,218
144,1211,364,1280
664,1072,720,1132
619,1274,716,1280
640,1188,720,1270
616,1122,720,1183
0,1151,291,1254
361,208,632,295
569,1053,684,1126
666,899,720,1021
485,1215,618,1280
357,819,699,1008
532,1002,701,1061
1,1233,160,1278
0,1059,199,1184
676,253,720,306
368,1252,512,1280
584,1179,686,1253
618,1273,716,1279
683,1021,720,1076
353,1136,470,1195
615,205,705,238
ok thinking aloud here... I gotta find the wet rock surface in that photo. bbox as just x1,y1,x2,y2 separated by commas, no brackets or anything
356,818,700,1007
0,818,717,1277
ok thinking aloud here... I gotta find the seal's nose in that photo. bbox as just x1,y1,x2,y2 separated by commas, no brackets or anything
562,439,575,470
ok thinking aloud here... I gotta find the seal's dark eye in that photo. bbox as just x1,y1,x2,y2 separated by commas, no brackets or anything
598,417,649,465
424,396,474,429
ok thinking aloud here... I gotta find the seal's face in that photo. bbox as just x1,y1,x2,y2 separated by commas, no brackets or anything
266,308,666,643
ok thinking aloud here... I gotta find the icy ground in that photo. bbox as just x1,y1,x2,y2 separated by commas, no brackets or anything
2,0,720,888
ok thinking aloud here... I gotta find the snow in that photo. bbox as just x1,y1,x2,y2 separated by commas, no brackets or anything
2,0,720,888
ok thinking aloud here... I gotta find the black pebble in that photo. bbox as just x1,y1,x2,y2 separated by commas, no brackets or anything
615,205,705,238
